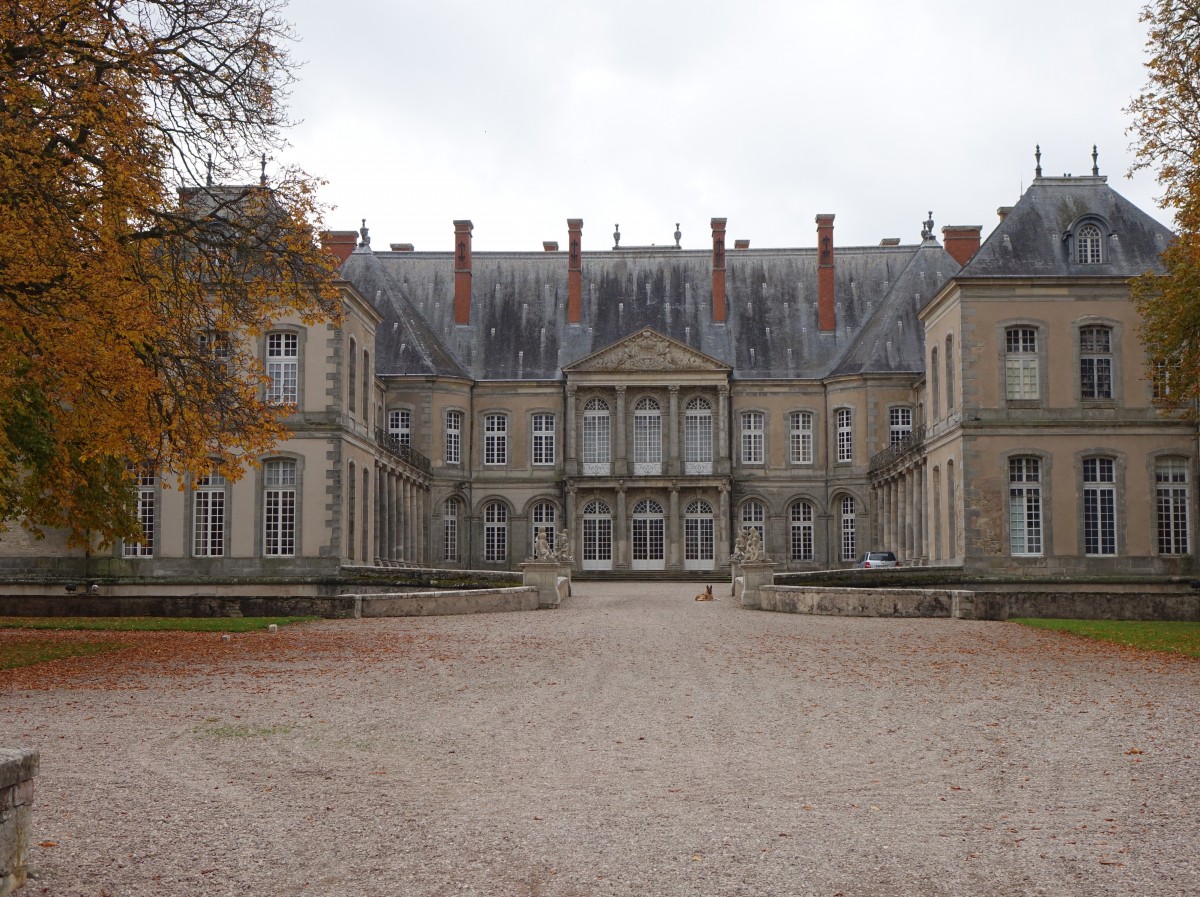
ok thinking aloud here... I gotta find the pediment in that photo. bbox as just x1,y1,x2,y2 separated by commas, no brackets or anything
563,328,731,374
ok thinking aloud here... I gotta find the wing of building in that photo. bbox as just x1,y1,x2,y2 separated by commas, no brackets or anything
3,159,1191,583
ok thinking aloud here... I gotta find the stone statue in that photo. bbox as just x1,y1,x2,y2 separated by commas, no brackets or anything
555,528,573,562
532,528,552,560
730,529,748,564
744,527,764,561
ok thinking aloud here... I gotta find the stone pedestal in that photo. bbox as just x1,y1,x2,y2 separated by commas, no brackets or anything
521,560,565,609
0,748,38,897
737,560,778,609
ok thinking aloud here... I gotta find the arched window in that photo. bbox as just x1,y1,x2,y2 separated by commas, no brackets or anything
443,498,460,561
531,501,557,553
1076,223,1102,264
839,495,856,562
684,499,715,569
484,502,508,562
741,500,766,547
632,498,666,568
582,499,613,569
684,397,713,467
633,397,662,468
582,398,611,467
790,501,814,561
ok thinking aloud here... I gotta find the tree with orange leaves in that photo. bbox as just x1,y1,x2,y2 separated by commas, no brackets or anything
1127,1,1200,413
0,0,340,545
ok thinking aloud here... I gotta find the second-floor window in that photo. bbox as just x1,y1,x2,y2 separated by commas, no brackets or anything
1080,326,1113,400
684,397,713,464
1005,328,1039,400
790,411,813,465
836,408,853,463
741,412,765,464
445,410,462,464
583,398,611,464
889,407,912,446
266,332,298,405
634,398,662,464
532,414,555,465
388,409,411,448
484,414,508,465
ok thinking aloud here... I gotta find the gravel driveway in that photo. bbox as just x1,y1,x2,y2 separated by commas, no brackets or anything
4,581,1199,897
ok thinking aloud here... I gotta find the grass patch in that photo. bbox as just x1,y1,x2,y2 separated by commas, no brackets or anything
0,615,318,633
1012,618,1200,657
0,639,127,670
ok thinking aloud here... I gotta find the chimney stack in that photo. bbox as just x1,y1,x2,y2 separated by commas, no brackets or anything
711,218,727,323
816,214,835,332
453,220,473,325
320,230,358,265
567,219,583,324
941,225,983,267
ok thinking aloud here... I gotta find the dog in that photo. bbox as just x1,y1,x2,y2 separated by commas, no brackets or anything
694,584,714,601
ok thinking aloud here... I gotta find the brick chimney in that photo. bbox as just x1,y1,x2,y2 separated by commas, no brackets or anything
453,220,473,325
567,219,583,324
711,218,727,323
816,214,835,332
320,230,358,265
941,225,982,267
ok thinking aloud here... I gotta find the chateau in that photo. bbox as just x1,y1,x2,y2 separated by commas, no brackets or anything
2,156,1192,582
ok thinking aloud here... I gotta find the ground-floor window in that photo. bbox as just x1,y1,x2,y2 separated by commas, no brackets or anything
684,499,715,570
839,496,856,562
632,498,665,569
582,500,613,570
1082,457,1116,556
790,501,814,561
484,502,508,562
1156,457,1190,555
1009,457,1042,556
443,498,460,561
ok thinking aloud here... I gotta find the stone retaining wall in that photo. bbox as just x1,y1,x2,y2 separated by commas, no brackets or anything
0,749,37,897
758,585,975,618
358,587,539,617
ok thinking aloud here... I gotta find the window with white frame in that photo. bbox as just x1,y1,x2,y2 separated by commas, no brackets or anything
445,410,462,465
582,398,611,464
836,408,853,463
531,501,557,552
684,397,713,463
123,472,156,558
741,412,765,464
266,332,298,405
484,414,508,465
362,349,370,421
1080,326,1113,400
790,411,814,465
1153,358,1174,401
1008,457,1042,556
1076,223,1103,264
790,501,814,561
388,409,411,449
1005,327,1040,400
193,471,227,557
1156,458,1190,555
945,334,955,411
741,500,766,547
532,414,556,466
263,459,297,557
361,467,370,562
1083,457,1116,556
931,346,940,415
839,495,856,561
484,502,508,562
347,462,357,560
443,498,460,561
633,397,662,464
889,407,912,446
348,337,357,415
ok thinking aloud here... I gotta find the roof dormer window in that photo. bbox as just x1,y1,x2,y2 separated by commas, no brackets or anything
1076,223,1103,264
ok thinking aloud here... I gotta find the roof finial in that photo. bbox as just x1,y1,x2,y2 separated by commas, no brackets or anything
1034,144,1042,179
1091,144,1099,177
205,153,213,187
921,211,935,241
613,224,621,249
358,218,370,247
260,153,268,186
674,222,681,247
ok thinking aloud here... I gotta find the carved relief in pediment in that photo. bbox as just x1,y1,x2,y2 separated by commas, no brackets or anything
566,329,729,373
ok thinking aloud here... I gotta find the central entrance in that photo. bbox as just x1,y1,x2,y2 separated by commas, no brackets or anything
631,498,666,570
683,499,715,570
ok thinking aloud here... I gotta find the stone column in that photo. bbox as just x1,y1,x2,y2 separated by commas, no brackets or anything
376,466,385,563
898,474,908,561
565,482,578,562
615,483,628,569
668,481,681,569
717,481,731,563
565,384,578,476
717,384,730,471
667,385,680,475
614,386,628,476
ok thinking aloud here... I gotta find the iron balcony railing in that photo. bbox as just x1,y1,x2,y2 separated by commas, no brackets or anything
376,429,432,474
869,424,926,474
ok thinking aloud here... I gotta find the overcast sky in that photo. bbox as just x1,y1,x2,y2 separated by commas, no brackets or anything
277,0,1170,254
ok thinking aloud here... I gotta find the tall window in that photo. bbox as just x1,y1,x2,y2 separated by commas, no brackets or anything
266,332,298,405
1083,457,1116,556
684,397,713,464
836,408,853,463
361,467,370,563
484,502,508,562
582,499,613,567
790,501,814,561
263,459,297,557
531,501,557,552
1005,328,1040,400
1076,223,1103,264
532,414,556,466
443,498,460,561
889,407,912,446
348,337,357,414
741,412,765,464
944,335,955,411
193,471,226,557
839,495,856,562
347,462,357,560
582,398,611,464
790,411,813,465
633,397,662,464
484,414,508,465
445,410,462,464
1080,326,1113,400
1008,457,1042,557
388,409,411,448
1156,458,1190,555
931,347,940,416
362,350,370,421
123,472,156,558
741,500,766,547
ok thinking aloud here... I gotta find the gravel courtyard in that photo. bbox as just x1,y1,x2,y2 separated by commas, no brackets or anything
4,581,1199,897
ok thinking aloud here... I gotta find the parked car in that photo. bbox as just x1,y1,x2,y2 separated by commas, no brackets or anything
856,550,900,569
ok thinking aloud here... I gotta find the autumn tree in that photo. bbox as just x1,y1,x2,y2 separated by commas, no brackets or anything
0,0,341,544
1127,0,1200,412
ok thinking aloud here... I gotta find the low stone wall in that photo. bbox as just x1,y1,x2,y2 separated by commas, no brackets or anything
0,591,362,619
0,749,37,897
972,590,1200,622
758,585,975,619
358,587,539,618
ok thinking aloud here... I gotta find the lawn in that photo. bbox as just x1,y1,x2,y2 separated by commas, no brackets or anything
1011,618,1200,658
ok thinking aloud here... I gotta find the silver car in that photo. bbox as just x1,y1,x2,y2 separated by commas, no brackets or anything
856,550,900,569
